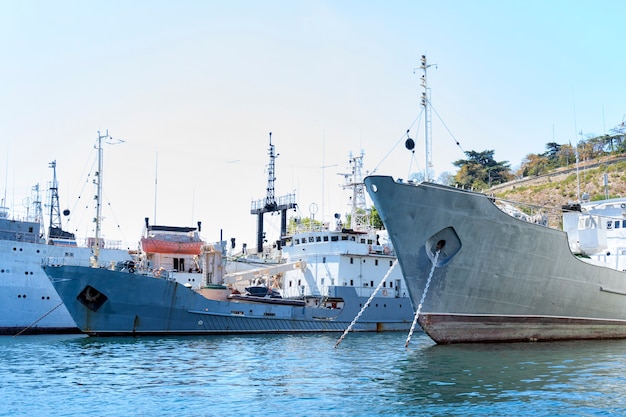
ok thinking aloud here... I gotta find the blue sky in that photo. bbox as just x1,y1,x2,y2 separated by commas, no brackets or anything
2,0,625,247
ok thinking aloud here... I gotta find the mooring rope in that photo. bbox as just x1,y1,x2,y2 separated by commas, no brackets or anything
14,302,64,337
405,250,440,347
334,259,398,348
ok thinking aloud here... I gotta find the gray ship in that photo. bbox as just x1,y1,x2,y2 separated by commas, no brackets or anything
42,136,414,337
42,254,410,336
364,175,626,344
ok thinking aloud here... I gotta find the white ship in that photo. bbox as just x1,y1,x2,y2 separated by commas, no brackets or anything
223,139,413,329
1,138,132,335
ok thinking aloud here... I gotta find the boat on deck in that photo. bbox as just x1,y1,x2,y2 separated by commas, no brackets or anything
364,175,626,344
140,221,204,255
138,218,206,289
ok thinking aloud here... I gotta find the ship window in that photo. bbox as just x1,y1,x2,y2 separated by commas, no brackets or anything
323,257,326,263
350,258,354,264
623,220,626,228
617,222,621,229
316,236,321,242
289,281,292,287
321,278,325,285
360,238,366,244
309,237,314,243
350,236,356,241
375,259,379,266
367,239,373,244
297,279,301,286
383,282,386,287
294,239,300,245
174,258,185,271
331,236,339,242
607,221,613,229
350,279,354,286
370,281,374,287
390,281,393,288
341,236,348,241
389,260,393,267
323,236,329,242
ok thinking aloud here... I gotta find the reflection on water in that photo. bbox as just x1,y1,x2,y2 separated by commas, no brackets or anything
395,338,626,415
0,333,625,416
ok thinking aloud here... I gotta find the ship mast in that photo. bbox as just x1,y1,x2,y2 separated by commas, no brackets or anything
419,54,436,182
91,131,106,265
340,150,368,231
48,160,62,238
91,130,124,266
47,161,75,243
250,132,297,253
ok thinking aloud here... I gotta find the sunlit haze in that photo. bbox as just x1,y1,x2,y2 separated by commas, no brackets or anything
2,0,624,249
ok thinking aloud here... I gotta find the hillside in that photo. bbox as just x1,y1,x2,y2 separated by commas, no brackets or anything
487,158,626,227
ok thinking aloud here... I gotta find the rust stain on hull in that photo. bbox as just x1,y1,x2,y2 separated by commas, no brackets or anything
420,314,626,344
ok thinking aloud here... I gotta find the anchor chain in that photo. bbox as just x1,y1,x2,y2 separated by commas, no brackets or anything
334,259,398,348
405,249,440,347
14,302,64,337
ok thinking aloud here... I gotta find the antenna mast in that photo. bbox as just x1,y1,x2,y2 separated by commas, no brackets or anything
91,130,124,265
340,150,368,230
250,132,297,253
48,160,62,238
92,131,107,264
419,54,436,181
265,132,277,210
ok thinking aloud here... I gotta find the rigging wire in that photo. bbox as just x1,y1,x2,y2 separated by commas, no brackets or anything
429,101,465,155
371,99,466,181
371,108,424,175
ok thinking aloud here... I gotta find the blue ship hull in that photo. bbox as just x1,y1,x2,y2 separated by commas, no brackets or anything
43,265,412,335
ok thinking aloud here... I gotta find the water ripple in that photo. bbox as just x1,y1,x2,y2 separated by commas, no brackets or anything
1,333,625,416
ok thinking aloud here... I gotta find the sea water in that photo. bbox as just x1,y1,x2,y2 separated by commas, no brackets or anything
1,332,625,416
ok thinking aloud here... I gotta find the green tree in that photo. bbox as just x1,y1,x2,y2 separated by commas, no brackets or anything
518,153,550,177
288,216,323,234
453,150,510,189
345,206,384,229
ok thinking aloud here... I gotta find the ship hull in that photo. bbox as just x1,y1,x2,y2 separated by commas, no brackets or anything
0,239,131,335
364,176,626,344
44,264,412,335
